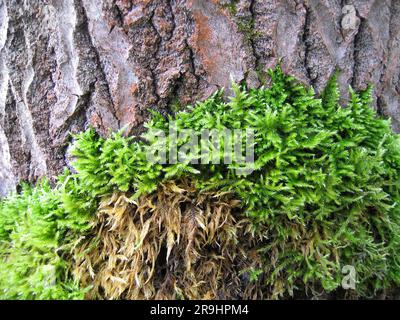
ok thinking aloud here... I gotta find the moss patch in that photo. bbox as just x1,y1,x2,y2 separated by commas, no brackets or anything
1,67,400,299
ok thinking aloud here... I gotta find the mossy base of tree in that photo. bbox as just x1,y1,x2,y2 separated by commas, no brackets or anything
1,67,400,299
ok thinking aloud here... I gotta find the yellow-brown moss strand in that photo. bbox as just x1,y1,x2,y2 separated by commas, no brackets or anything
73,179,262,300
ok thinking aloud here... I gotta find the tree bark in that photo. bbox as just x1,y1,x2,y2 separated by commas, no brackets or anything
0,0,399,196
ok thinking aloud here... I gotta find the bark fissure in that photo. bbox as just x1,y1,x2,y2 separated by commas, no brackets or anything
248,0,260,77
77,0,120,129
302,4,313,86
148,8,162,106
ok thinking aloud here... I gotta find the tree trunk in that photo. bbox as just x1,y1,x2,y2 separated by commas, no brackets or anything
0,0,399,196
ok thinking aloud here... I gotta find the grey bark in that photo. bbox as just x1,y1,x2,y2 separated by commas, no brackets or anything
0,0,399,196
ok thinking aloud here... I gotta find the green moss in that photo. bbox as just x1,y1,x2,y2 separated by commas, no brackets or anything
236,18,262,43
0,180,90,299
255,65,269,86
169,97,184,113
1,66,400,299
219,1,262,44
219,0,239,15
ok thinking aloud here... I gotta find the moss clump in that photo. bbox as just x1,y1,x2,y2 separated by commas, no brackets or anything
1,67,400,299
74,180,260,300
0,180,90,299
219,0,240,15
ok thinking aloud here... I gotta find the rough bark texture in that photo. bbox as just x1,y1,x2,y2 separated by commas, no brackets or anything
0,0,399,196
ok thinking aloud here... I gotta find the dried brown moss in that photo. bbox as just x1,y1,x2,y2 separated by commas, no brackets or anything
73,179,262,299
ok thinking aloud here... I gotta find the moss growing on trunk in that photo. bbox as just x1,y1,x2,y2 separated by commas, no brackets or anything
1,67,400,299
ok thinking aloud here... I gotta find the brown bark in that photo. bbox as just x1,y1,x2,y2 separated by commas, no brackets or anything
0,0,399,196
